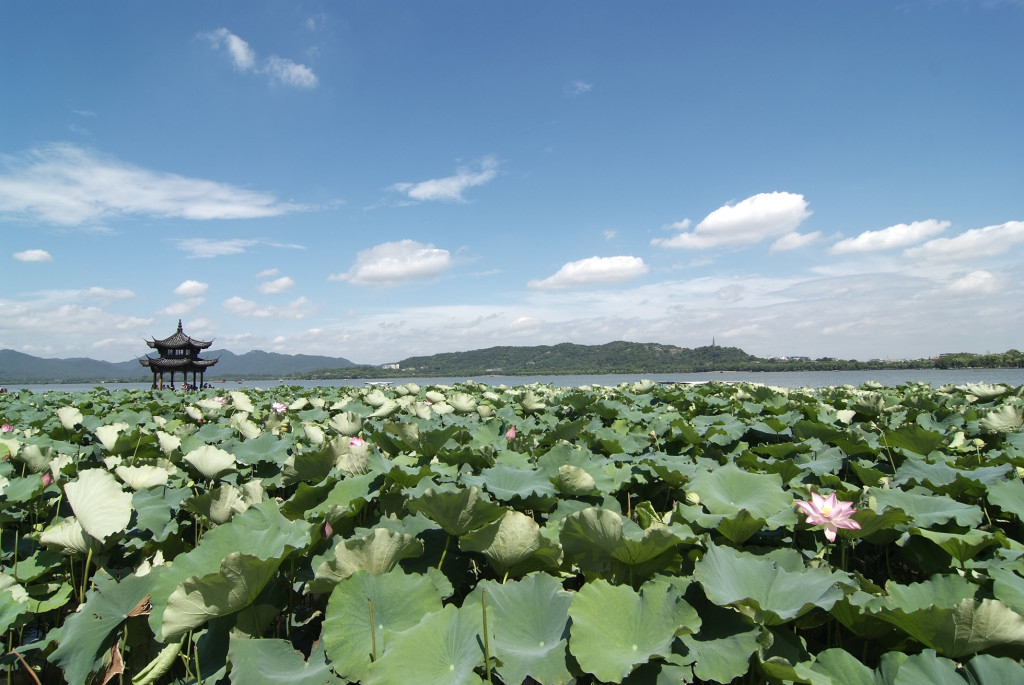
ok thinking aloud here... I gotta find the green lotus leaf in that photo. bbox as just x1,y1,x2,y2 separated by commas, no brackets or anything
555,463,598,495
364,388,389,407
187,484,250,525
229,390,254,413
958,383,1013,402
963,653,1024,684
64,469,133,543
990,568,1024,616
57,406,83,431
322,570,446,682
883,424,947,457
148,500,312,640
162,552,281,640
448,392,477,413
911,527,998,566
133,486,190,542
338,438,370,476
12,440,52,473
460,575,572,685
228,637,345,684
371,399,401,418
231,413,262,440
39,517,95,555
460,510,562,576
680,604,761,684
687,462,794,521
406,486,505,536
876,649,964,685
979,404,1024,434
803,647,875,685
47,569,159,685
425,390,446,404
0,573,28,633
302,421,326,445
476,404,494,418
230,432,292,467
313,529,424,590
868,488,983,528
694,542,853,625
114,464,170,490
560,507,688,582
329,410,364,437
184,444,237,480
156,430,181,456
568,578,699,683
461,464,557,501
986,478,1024,519
363,604,484,685
94,422,140,455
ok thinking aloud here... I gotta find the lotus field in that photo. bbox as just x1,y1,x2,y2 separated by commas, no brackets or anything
4,379,1024,684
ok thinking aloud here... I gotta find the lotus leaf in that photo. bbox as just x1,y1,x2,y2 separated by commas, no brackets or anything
568,578,700,683
114,464,170,490
322,570,446,682
869,487,983,528
406,486,505,536
694,542,853,624
680,602,761,683
963,653,1024,684
47,569,159,685
39,517,95,555
986,477,1024,519
229,390,254,413
64,468,133,543
228,637,344,684
313,528,424,588
0,573,28,633
460,510,561,575
57,406,83,431
184,444,237,480
978,404,1024,434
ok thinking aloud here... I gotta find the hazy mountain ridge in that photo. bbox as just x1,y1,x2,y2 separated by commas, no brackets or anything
0,349,356,384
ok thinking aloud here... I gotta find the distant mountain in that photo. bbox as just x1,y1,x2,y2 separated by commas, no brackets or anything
0,348,357,384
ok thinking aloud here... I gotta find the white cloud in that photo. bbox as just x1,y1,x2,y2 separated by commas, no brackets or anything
175,237,305,258
329,240,454,286
603,229,617,240
948,270,999,294
903,221,1024,261
0,144,304,227
258,276,295,294
13,249,52,262
223,295,316,319
200,28,317,88
528,256,649,290
652,192,812,249
174,280,209,297
771,231,821,252
565,80,592,96
255,268,280,278
830,220,950,254
158,298,205,316
82,287,135,301
390,158,498,202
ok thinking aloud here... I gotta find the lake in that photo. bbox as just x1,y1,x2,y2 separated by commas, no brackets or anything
7,367,1024,394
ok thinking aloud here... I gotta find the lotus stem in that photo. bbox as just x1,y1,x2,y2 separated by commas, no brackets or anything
368,599,378,662
481,589,492,684
438,534,451,571
11,649,42,685
81,545,93,603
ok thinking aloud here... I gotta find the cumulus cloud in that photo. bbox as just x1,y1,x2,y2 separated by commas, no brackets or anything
652,192,812,249
527,256,649,290
903,221,1024,261
771,231,821,252
82,287,135,301
947,270,999,294
201,28,317,88
390,158,498,202
159,298,205,316
13,249,52,262
0,144,304,227
223,295,316,319
175,237,305,258
258,276,295,294
255,268,279,278
174,280,209,297
328,239,453,285
830,220,950,254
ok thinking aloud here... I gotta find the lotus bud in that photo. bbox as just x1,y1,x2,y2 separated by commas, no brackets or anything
685,491,700,506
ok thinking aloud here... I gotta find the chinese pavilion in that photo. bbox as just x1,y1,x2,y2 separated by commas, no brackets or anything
139,320,219,390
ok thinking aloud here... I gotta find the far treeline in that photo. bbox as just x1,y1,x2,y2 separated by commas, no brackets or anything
297,342,1024,379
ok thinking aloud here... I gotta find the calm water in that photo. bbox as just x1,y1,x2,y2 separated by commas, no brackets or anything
7,368,1024,395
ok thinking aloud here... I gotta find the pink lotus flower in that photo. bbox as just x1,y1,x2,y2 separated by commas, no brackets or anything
795,492,861,542
505,426,516,440
349,437,366,447
271,402,287,414
42,472,53,487
1,424,12,433
213,396,227,405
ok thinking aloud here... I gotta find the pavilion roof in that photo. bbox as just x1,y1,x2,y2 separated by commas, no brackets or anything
139,356,219,370
146,320,213,350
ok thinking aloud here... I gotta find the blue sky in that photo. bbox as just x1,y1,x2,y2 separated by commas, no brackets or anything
2,1,1022,365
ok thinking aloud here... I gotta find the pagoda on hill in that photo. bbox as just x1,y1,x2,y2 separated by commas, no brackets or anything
139,320,219,390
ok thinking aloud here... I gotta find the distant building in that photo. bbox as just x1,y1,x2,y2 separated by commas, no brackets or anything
139,320,218,390
380,363,400,370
